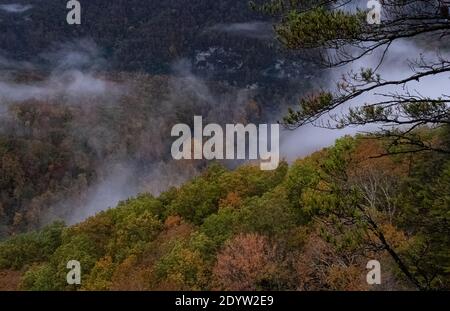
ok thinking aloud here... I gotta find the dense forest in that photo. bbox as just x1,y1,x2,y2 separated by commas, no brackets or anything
0,0,307,85
0,71,305,236
0,129,449,290
0,0,316,237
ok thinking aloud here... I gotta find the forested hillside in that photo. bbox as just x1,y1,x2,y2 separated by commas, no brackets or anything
1,130,449,290
1,0,449,294
0,0,316,237
1,71,303,237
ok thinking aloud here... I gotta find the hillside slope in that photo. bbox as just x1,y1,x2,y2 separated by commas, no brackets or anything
0,0,309,85
1,132,449,291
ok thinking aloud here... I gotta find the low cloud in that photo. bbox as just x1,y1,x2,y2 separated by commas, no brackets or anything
35,57,265,226
0,71,118,102
0,39,120,104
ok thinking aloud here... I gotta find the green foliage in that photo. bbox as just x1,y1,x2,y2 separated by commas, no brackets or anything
51,234,99,282
111,194,165,221
275,7,364,49
219,162,289,198
21,264,61,291
106,210,162,261
322,136,356,177
283,157,320,211
199,209,240,251
155,240,209,290
284,92,333,127
239,187,299,236
83,256,115,291
395,158,450,289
